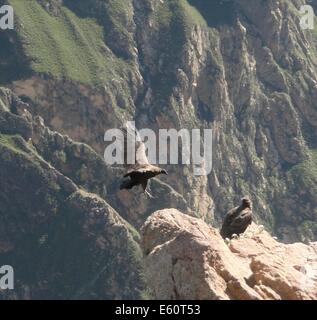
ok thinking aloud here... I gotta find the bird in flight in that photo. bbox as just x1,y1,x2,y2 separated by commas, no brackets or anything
220,197,253,239
119,122,167,198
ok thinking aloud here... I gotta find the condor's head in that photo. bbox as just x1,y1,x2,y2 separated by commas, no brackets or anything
241,197,252,209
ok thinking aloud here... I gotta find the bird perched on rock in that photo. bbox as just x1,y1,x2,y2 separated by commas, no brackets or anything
119,122,167,198
220,197,252,239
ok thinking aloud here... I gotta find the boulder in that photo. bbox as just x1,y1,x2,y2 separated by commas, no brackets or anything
141,209,317,300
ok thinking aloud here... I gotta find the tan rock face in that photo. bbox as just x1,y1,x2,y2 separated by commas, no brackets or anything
141,209,317,300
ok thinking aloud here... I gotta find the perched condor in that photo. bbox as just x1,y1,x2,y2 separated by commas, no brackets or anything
220,197,252,239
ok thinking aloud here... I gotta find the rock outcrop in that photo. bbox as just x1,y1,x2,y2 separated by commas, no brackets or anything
141,209,317,300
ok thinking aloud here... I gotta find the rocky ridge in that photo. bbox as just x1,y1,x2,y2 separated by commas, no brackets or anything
0,87,147,299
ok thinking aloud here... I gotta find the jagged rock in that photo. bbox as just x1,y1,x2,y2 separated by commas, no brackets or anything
0,109,33,140
0,89,33,139
141,209,317,300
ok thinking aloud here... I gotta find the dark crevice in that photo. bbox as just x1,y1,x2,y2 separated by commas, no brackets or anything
0,31,32,84
196,98,214,122
187,0,237,28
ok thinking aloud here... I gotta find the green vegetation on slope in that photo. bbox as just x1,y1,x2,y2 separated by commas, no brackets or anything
6,0,210,90
154,0,207,29
186,0,236,27
288,149,317,193
9,0,132,85
63,0,136,59
150,0,207,102
286,149,317,240
0,133,32,155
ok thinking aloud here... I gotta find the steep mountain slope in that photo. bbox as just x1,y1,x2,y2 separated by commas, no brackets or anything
0,88,148,299
1,0,317,255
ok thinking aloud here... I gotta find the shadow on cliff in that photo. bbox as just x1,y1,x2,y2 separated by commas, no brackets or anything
0,32,32,85
187,0,236,27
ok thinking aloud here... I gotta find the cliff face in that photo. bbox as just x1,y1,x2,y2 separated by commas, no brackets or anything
141,209,317,300
1,0,317,299
1,0,317,242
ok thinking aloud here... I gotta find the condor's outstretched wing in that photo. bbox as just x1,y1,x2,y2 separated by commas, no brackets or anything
119,121,149,172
